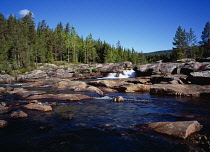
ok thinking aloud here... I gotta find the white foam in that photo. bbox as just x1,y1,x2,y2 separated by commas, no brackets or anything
99,70,136,79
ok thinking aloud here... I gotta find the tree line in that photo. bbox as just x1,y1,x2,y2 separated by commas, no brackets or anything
1,12,210,74
147,23,210,63
0,12,147,74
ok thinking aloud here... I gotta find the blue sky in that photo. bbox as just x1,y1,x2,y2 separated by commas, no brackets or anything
1,0,210,53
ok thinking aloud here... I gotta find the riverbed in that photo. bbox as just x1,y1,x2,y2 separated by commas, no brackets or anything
0,83,210,152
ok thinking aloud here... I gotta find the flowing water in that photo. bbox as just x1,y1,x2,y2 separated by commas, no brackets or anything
99,70,136,79
1,83,210,152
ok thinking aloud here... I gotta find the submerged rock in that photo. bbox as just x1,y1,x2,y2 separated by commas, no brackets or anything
148,121,203,139
10,110,28,119
113,96,124,103
62,114,74,120
0,120,8,128
0,105,10,114
24,103,52,112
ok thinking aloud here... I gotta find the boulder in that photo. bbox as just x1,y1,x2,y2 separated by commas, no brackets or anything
133,63,160,76
24,103,52,112
150,84,210,96
52,68,74,78
134,62,184,76
88,80,130,88
10,110,28,119
16,90,46,99
113,96,124,103
52,80,87,91
18,70,48,80
0,120,8,128
0,74,15,83
22,78,61,87
54,94,91,101
180,62,202,75
126,78,151,84
62,114,74,120
117,84,151,92
74,86,104,95
159,63,184,74
148,121,203,139
188,71,210,85
150,75,187,84
99,61,133,73
0,105,10,114
0,87,6,93
25,93,91,101
5,87,25,94
98,87,118,93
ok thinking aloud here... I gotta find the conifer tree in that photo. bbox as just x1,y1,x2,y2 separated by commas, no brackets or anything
201,22,210,57
187,28,198,58
173,26,188,60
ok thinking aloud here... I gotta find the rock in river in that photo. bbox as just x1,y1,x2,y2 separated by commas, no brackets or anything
113,96,124,103
24,103,52,112
0,105,10,114
150,84,210,96
148,121,203,139
0,120,8,128
10,110,28,119
25,93,91,101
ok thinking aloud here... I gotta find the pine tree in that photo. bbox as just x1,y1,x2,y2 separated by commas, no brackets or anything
0,13,10,72
201,22,210,57
173,26,188,60
187,28,198,58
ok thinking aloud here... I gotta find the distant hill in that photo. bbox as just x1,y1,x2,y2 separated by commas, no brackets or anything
144,49,173,56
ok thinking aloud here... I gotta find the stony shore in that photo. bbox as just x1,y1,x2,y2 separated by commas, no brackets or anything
1,59,210,139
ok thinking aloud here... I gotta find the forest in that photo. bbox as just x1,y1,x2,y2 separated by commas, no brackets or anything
0,12,147,74
0,12,210,74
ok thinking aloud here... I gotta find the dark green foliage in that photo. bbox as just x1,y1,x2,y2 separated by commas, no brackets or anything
201,22,210,57
0,12,148,73
1,11,209,74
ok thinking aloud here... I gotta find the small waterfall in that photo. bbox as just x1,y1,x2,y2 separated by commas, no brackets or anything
99,69,136,79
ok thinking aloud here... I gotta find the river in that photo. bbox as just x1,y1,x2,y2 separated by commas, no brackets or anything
0,83,210,152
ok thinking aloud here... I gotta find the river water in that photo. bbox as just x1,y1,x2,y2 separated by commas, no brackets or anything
0,83,210,152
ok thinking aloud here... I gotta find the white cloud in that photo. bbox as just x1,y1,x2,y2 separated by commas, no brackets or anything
19,9,34,17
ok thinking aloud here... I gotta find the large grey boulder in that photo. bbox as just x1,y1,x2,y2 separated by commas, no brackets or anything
188,71,210,85
0,74,15,83
99,61,133,73
180,62,202,75
134,62,184,76
148,121,203,139
150,84,210,96
21,70,48,79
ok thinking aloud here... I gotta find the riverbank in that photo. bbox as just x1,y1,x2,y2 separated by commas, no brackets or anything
1,60,210,151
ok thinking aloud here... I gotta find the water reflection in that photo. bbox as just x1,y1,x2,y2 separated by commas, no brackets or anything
0,84,210,151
